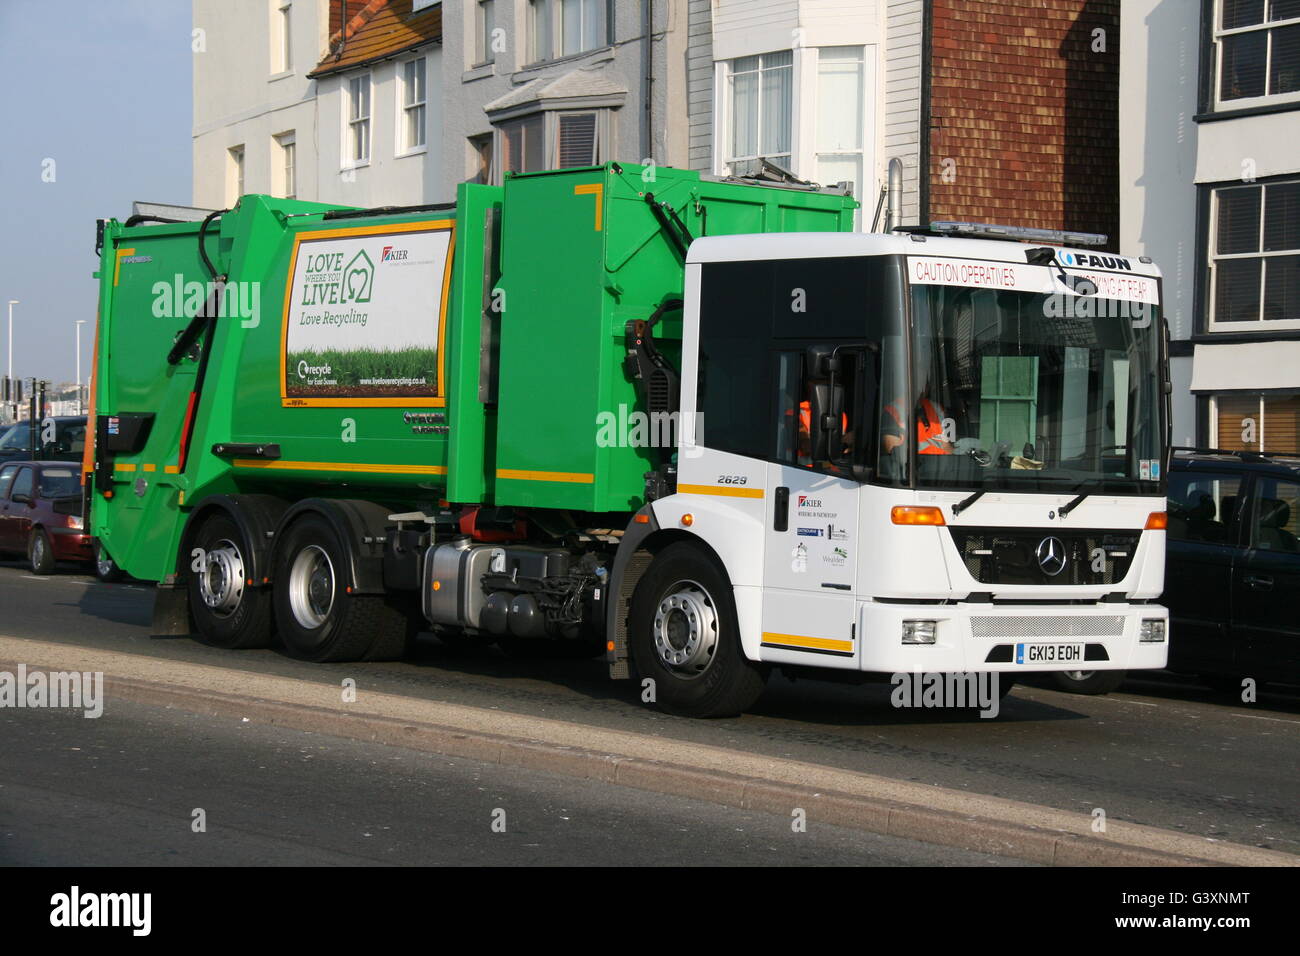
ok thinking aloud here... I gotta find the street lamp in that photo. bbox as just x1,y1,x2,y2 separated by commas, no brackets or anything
6,300,16,422
75,320,87,415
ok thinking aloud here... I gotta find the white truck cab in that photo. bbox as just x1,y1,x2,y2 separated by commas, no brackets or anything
626,226,1170,714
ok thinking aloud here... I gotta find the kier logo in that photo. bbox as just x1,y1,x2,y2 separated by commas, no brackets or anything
381,246,409,262
798,495,822,509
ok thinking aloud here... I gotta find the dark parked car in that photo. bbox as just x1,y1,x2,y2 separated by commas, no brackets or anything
0,416,89,465
0,460,93,573
1053,448,1300,694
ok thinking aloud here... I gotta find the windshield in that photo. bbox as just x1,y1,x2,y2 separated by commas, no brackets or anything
884,282,1164,493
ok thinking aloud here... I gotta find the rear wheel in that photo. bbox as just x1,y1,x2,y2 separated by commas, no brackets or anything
188,513,274,649
629,543,767,718
28,530,55,575
1050,669,1127,695
273,514,409,663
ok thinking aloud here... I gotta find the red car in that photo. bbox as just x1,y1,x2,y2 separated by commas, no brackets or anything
0,460,93,573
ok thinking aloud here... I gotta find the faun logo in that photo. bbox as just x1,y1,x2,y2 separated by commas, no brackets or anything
381,245,409,262
1059,251,1132,271
341,249,375,303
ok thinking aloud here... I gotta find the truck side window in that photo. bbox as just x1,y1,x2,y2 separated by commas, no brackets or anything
1166,472,1242,544
697,261,774,460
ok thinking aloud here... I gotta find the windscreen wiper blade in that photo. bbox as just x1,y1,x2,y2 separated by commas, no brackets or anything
952,489,986,517
1058,480,1101,517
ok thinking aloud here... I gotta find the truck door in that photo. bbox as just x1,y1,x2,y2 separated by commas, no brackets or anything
760,348,863,664
1232,474,1300,682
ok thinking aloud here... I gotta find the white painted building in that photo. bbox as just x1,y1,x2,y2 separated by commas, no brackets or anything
1122,0,1300,452
193,1,688,209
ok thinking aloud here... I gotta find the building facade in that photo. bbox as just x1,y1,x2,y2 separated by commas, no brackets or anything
193,0,689,209
1122,0,1300,453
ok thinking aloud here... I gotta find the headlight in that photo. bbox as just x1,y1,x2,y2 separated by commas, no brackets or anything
67,515,83,530
1139,619,1166,643
902,620,937,644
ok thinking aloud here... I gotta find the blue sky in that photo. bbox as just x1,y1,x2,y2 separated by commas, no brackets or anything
0,0,192,386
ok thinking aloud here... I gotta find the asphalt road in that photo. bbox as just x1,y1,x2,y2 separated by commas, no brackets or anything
1,562,1297,856
1,694,1030,866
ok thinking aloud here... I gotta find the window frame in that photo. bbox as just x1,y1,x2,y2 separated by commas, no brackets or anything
345,73,372,168
490,108,609,183
397,57,428,156
527,0,610,66
275,131,296,199
720,50,795,178
474,0,497,67
227,144,245,205
1207,177,1300,330
1211,0,1300,109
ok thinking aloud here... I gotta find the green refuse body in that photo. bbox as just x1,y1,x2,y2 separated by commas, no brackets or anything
90,163,857,583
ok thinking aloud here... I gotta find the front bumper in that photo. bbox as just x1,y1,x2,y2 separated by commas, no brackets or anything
857,601,1169,673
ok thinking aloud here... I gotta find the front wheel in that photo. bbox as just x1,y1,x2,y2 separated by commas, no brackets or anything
29,530,55,575
629,543,767,718
1050,669,1127,695
272,514,410,663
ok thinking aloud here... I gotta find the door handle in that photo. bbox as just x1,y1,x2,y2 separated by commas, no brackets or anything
774,486,789,532
1244,573,1274,591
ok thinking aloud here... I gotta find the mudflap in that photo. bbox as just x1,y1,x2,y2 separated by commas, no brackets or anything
151,585,194,636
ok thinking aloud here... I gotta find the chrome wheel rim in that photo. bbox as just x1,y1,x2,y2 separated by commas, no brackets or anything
1063,670,1094,682
96,546,114,578
32,535,46,567
199,538,245,618
651,579,719,680
288,545,335,630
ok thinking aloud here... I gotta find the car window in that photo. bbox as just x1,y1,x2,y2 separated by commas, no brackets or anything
38,467,81,498
1250,478,1300,554
11,466,34,500
0,464,17,499
1167,470,1243,544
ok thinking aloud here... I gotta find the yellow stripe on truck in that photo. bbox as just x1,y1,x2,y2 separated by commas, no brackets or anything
677,483,764,499
497,468,595,484
761,632,854,653
233,459,447,476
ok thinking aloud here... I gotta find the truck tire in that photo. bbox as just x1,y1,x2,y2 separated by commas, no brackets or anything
272,514,409,663
1050,669,1126,695
28,529,56,575
188,513,274,650
629,542,767,718
94,541,125,583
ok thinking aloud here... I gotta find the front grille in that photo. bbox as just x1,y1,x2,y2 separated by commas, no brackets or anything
970,615,1126,639
950,528,1139,586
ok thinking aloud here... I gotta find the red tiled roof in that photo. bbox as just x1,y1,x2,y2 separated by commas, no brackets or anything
310,0,442,79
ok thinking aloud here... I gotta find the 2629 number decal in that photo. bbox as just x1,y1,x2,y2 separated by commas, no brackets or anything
717,475,749,485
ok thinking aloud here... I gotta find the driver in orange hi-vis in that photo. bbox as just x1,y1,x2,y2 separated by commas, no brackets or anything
882,396,953,455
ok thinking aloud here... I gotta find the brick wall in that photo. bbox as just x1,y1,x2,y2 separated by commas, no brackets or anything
927,0,1120,248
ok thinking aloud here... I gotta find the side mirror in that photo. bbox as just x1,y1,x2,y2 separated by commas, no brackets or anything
12,493,31,505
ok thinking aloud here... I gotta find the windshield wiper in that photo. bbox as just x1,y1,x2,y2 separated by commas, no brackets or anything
1058,479,1101,517
952,489,986,517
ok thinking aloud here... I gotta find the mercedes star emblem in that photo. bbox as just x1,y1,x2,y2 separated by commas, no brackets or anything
1036,536,1068,577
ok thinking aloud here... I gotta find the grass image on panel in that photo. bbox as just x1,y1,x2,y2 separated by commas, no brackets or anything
286,347,438,397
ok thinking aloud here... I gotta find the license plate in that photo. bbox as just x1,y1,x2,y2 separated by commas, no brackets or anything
1015,642,1085,665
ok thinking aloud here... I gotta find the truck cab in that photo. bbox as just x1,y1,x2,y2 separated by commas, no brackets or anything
628,226,1170,710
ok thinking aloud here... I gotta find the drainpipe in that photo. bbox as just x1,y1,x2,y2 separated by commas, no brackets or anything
886,157,904,231
643,0,653,163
